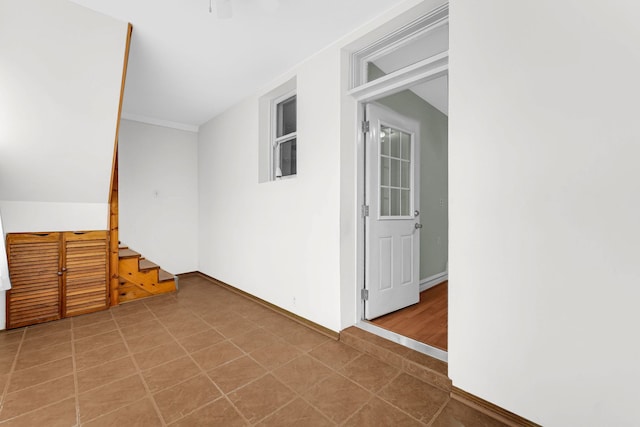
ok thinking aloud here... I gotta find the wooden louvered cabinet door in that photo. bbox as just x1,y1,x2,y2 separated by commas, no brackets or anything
62,231,109,317
6,233,63,329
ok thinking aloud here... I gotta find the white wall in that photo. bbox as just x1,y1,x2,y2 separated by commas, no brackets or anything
0,0,128,209
119,120,198,274
198,46,343,331
449,1,640,425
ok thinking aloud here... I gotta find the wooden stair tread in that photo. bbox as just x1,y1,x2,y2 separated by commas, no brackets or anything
118,248,139,258
158,269,174,282
139,259,159,271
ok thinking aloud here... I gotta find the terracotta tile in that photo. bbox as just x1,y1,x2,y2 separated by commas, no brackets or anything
257,398,333,427
22,319,71,340
110,301,150,318
164,316,211,339
0,330,24,346
153,374,220,424
0,373,8,394
73,320,118,340
239,304,277,322
18,329,71,353
207,356,267,393
72,310,113,328
14,342,71,371
0,375,75,421
83,397,162,427
77,356,137,393
126,329,176,354
403,359,452,392
272,355,333,394
114,310,157,328
0,397,76,427
403,349,448,375
8,356,73,392
280,325,330,352
199,308,236,326
212,315,258,339
191,340,243,371
250,341,302,370
344,396,423,427
119,319,166,340
170,398,247,427
177,329,225,353
309,340,362,369
0,354,17,375
74,330,124,354
340,354,399,392
431,398,508,427
133,341,186,371
79,374,147,423
302,373,371,423
228,374,296,424
230,328,281,353
75,341,129,371
141,356,201,393
377,373,448,423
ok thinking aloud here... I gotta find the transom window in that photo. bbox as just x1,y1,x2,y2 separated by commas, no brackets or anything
379,124,412,217
273,93,297,179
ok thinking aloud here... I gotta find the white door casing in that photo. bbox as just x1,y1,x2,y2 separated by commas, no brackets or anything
365,103,420,320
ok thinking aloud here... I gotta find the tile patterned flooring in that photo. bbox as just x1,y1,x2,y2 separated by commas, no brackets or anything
0,274,505,426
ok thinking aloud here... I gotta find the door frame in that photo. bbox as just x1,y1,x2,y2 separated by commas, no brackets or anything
349,4,449,362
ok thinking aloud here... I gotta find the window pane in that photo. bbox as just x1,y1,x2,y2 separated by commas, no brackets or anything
401,189,410,216
380,126,390,155
277,96,296,137
390,189,400,216
367,23,448,83
380,157,390,187
390,129,400,158
390,159,400,188
279,138,296,177
380,188,390,216
401,161,409,188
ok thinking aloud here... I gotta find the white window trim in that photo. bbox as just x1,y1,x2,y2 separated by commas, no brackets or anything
271,89,297,180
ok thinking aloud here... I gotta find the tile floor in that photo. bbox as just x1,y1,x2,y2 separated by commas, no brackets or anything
0,274,505,426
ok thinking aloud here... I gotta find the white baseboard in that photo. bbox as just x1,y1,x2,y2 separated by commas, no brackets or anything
420,271,448,293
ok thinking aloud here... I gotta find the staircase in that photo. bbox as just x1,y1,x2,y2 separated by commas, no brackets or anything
118,245,177,303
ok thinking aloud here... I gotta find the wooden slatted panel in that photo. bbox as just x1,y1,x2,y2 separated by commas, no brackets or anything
63,231,109,317
6,233,61,329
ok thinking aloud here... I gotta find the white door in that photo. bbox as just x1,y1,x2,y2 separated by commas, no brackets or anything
365,103,421,320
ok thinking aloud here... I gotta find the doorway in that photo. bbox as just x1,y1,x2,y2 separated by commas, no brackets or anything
363,78,449,354
349,3,449,361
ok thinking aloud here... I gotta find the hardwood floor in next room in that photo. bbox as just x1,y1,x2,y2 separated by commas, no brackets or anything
371,281,448,351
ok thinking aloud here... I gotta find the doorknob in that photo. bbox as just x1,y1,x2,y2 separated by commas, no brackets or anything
414,223,423,229
414,210,420,216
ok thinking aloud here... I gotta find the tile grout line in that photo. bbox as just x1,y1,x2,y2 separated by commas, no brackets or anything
142,297,254,426
70,318,81,427
426,396,451,427
0,328,25,419
112,303,169,427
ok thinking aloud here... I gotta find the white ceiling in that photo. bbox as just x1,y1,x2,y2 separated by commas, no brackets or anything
70,0,410,128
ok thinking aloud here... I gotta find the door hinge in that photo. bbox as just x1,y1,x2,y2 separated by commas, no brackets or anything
361,204,369,218
361,288,369,301
361,120,370,134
